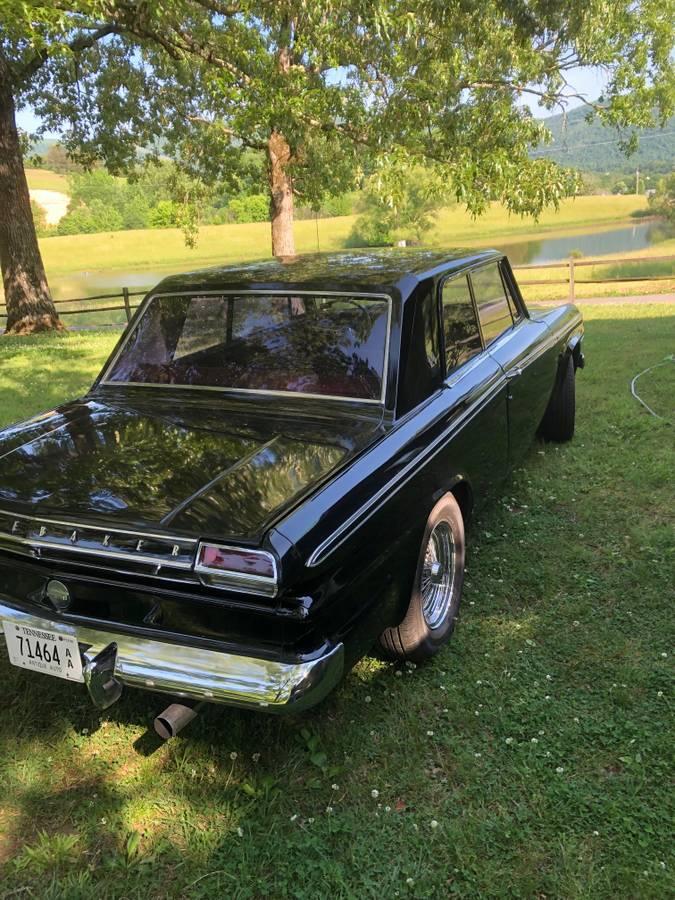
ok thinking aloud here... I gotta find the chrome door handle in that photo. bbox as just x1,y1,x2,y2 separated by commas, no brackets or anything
506,367,522,380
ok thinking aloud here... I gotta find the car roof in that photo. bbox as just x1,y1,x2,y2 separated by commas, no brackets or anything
152,248,503,299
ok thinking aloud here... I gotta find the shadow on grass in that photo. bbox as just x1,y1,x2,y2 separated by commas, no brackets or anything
0,311,674,896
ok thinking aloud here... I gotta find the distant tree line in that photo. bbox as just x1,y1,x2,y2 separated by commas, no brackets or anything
28,156,358,237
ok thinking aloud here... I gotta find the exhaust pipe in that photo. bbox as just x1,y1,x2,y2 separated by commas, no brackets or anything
154,701,203,739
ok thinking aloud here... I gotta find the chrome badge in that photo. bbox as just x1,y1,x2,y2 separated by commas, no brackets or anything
45,580,72,611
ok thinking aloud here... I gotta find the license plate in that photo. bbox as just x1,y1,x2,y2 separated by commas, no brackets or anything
3,621,84,683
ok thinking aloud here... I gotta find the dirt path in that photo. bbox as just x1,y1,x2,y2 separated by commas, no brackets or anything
29,189,69,225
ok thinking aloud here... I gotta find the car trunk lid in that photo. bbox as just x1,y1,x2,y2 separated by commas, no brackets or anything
0,395,384,543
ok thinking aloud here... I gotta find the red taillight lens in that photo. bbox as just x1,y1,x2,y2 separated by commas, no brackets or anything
198,545,276,578
195,543,278,596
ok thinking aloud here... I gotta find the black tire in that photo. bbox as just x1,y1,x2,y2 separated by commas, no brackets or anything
540,354,575,442
379,493,465,663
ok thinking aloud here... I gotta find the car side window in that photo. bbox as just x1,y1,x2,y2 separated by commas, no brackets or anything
471,263,514,345
499,262,522,321
441,275,482,374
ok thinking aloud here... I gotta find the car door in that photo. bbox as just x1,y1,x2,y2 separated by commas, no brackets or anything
439,272,509,492
469,259,550,465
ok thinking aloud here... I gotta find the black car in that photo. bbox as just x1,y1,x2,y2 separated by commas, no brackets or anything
0,250,583,734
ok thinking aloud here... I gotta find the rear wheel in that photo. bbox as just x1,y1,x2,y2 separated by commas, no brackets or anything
540,354,576,442
379,493,465,662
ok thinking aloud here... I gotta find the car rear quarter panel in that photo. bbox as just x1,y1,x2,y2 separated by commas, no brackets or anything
275,299,582,661
533,303,585,387
275,358,509,661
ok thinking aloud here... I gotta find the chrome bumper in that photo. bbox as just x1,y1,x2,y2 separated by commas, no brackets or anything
0,599,344,712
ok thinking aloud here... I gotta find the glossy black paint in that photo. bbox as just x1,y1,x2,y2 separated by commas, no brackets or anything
0,250,583,687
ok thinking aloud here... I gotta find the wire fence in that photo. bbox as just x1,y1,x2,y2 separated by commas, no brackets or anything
1,255,673,327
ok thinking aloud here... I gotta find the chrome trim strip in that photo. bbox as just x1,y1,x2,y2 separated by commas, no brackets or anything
100,289,393,406
0,600,344,711
0,510,199,544
307,373,507,566
446,353,486,387
0,533,194,570
0,509,197,570
104,381,386,405
482,318,532,355
484,320,562,376
509,329,562,371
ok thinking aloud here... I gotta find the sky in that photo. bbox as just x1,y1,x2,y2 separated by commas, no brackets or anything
15,65,610,137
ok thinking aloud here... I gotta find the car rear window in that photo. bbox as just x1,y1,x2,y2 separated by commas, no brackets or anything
105,293,390,402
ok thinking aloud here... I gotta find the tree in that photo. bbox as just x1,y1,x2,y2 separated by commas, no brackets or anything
0,47,61,333
648,173,675,223
2,1,673,333
30,199,50,237
92,1,672,257
0,2,123,333
349,167,450,246
44,143,84,174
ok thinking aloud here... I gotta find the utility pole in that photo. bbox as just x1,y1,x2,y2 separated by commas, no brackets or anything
635,168,640,195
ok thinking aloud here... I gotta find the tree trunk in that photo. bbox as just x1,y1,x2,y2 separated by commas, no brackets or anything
0,56,63,335
267,129,296,257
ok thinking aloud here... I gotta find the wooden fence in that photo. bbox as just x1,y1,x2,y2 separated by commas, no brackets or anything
1,255,673,326
0,287,146,327
513,254,675,302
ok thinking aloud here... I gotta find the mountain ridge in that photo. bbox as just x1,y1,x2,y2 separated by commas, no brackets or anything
533,105,675,173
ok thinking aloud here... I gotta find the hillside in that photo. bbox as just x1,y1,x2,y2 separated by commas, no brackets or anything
533,105,675,174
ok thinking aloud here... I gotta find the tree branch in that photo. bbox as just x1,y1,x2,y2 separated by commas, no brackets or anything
184,114,267,150
190,0,241,15
18,23,123,83
115,15,253,87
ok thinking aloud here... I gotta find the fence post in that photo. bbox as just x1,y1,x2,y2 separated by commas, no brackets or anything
568,256,575,303
122,287,131,322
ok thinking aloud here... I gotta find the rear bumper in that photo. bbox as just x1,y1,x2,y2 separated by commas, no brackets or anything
0,598,344,712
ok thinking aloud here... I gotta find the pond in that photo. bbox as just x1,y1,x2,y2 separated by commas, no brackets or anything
497,220,664,266
45,219,665,302
1,218,669,328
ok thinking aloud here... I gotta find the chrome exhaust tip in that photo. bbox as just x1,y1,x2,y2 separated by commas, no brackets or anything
154,701,202,740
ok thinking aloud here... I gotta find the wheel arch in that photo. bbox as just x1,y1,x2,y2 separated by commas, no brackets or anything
448,477,474,525
438,476,474,527
566,330,585,370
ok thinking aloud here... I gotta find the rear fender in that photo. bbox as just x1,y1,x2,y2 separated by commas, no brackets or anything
566,333,585,370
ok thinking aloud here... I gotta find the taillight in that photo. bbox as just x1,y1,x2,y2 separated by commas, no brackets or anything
195,543,278,597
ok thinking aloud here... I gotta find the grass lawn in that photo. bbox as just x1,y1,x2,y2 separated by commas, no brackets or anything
0,303,673,898
34,195,647,278
25,168,70,194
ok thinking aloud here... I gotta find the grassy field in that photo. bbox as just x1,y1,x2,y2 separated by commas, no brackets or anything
0,303,673,898
33,195,647,278
25,168,70,193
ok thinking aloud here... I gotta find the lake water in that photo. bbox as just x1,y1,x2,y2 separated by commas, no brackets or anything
1,218,667,327
497,220,662,266
44,220,664,304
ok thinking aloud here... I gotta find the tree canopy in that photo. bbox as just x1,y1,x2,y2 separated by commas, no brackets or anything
1,0,673,332
22,1,675,248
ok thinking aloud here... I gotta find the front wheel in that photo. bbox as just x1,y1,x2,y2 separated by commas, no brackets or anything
379,493,465,663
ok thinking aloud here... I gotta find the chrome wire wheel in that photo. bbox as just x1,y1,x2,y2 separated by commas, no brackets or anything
420,521,456,630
